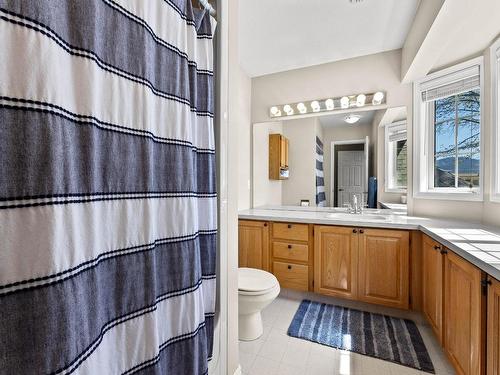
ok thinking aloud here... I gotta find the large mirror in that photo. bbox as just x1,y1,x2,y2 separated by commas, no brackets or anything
252,107,408,209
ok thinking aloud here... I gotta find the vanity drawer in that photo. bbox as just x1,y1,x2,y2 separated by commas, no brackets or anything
272,223,309,242
272,241,309,262
273,261,309,291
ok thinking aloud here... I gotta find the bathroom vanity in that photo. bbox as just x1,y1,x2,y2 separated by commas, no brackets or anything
238,207,500,375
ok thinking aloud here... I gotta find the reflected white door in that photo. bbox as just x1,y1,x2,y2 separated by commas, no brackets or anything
337,151,365,207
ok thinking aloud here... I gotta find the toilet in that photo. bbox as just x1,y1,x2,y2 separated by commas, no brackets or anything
238,267,280,341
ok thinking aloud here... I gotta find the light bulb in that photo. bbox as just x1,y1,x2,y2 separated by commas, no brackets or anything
297,102,307,114
340,96,350,109
270,106,279,116
325,98,334,110
311,100,320,112
356,94,366,107
372,91,384,105
283,104,294,115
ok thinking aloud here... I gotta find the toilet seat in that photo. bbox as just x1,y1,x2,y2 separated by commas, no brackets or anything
238,267,278,296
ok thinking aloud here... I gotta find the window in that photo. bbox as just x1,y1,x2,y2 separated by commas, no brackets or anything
492,37,500,201
413,57,483,200
385,121,407,192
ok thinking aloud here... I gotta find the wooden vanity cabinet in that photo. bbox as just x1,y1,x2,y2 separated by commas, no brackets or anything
422,235,445,344
488,277,500,375
238,220,269,271
271,222,313,291
314,226,358,299
314,226,409,309
444,251,484,375
357,228,409,309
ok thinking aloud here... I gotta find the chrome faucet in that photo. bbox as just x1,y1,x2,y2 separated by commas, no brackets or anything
344,195,363,214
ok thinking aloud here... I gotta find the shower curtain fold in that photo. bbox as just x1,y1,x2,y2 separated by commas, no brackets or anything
0,1,216,374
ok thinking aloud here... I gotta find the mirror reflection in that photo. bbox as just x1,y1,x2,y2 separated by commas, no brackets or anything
252,107,408,209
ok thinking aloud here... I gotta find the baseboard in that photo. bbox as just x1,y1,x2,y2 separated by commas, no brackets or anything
233,365,242,375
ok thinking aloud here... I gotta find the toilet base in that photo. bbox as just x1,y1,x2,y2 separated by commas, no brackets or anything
238,311,263,341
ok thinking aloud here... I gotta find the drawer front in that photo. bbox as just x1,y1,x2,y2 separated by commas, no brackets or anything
272,223,309,242
272,241,308,262
273,261,309,291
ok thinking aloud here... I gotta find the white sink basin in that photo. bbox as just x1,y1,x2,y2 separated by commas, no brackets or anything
326,213,388,221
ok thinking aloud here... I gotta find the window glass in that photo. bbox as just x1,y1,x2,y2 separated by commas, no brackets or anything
433,89,480,189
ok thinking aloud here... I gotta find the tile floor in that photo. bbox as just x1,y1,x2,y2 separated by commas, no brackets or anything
239,289,456,375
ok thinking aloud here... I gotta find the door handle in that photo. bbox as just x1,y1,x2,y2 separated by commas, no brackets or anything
288,244,292,249
287,265,292,270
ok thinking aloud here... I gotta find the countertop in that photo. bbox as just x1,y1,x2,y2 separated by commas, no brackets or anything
239,206,500,281
379,202,407,211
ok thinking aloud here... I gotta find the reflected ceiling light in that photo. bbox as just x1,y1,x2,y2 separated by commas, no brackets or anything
283,104,294,116
310,100,320,112
297,102,307,114
372,91,384,105
325,98,334,110
344,114,361,124
340,96,350,109
356,94,366,107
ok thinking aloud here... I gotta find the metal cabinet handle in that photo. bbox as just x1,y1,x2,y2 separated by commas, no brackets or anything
359,229,364,234
264,223,268,227
288,244,292,249
434,245,441,250
287,224,292,229
353,229,358,233
287,265,292,270
440,249,448,255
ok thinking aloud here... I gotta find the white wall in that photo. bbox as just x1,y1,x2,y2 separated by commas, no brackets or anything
282,118,317,206
251,49,411,124
322,122,373,206
237,69,252,210
252,122,283,207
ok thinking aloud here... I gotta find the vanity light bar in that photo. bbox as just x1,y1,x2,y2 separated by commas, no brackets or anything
269,91,386,118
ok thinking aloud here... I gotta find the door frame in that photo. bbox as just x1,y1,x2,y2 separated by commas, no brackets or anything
330,136,369,207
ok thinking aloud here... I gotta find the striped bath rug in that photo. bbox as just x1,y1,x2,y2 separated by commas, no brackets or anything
288,300,435,373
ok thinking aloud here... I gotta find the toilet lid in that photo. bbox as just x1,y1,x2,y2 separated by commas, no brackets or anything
238,267,278,293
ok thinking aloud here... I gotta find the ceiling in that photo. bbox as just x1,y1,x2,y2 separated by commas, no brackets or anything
319,109,376,129
239,0,420,77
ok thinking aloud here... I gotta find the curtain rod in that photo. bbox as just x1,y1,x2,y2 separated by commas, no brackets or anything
198,0,216,17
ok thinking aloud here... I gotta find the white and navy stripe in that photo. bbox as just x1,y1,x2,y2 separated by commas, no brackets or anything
0,1,216,374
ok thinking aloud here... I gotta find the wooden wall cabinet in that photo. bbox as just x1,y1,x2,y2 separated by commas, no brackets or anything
269,134,289,180
238,220,269,271
314,226,409,309
488,277,500,375
444,251,484,375
422,235,445,344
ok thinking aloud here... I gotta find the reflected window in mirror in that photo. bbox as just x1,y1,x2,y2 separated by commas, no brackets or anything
385,121,407,192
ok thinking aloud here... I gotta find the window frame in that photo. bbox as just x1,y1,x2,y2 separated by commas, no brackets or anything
385,120,408,193
491,37,500,202
413,57,484,201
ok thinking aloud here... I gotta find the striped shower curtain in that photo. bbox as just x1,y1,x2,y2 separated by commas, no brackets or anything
0,1,216,374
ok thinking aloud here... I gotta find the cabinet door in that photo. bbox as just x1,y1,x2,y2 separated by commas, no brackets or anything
358,228,409,309
280,136,287,168
488,277,500,375
422,235,444,343
444,251,483,375
238,220,269,271
314,226,358,299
